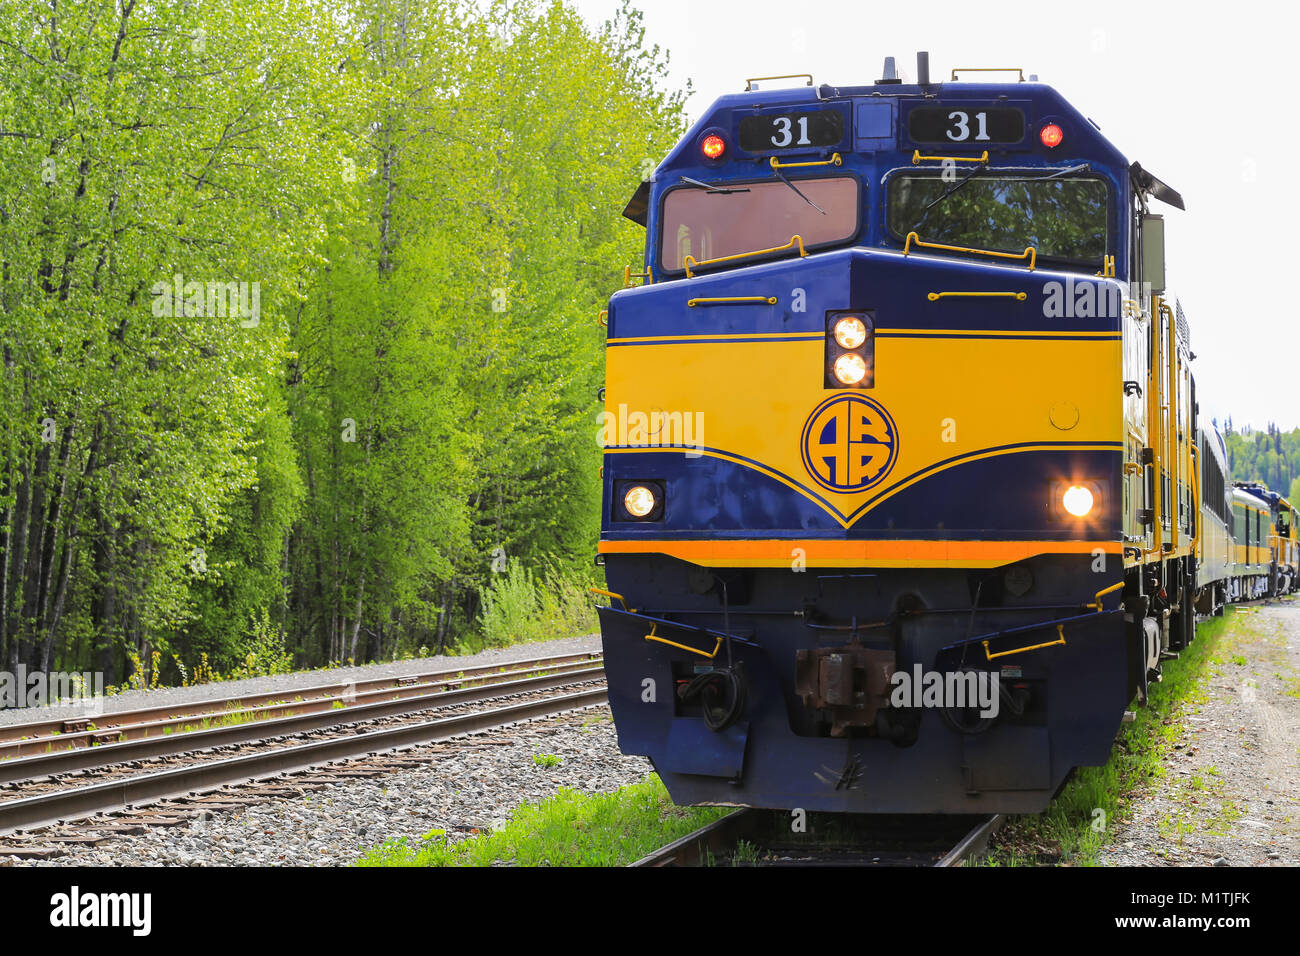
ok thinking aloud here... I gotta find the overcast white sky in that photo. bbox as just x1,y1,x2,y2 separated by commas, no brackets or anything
570,0,1300,431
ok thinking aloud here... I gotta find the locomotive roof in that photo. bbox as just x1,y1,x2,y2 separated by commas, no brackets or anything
1234,484,1277,508
645,78,1183,216
664,80,1123,166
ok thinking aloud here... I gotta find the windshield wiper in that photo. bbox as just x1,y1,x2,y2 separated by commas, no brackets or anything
910,162,1092,233
680,176,750,194
771,166,826,215
911,160,987,233
1030,162,1091,180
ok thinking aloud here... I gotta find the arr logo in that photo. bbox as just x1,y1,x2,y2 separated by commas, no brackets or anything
800,394,899,492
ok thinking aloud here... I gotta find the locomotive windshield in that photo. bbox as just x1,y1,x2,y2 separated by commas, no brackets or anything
887,174,1109,266
659,175,859,273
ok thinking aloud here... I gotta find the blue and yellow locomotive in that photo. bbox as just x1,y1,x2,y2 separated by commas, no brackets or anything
594,59,1273,814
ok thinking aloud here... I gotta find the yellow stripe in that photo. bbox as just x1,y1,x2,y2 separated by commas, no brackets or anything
598,538,1122,569
607,331,824,344
880,329,1120,338
608,329,1118,345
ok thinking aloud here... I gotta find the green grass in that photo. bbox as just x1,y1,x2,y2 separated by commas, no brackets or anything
984,610,1240,866
532,753,562,768
732,839,760,865
170,708,259,734
356,774,727,867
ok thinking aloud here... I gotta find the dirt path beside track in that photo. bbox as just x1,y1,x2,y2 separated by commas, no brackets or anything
1103,600,1300,866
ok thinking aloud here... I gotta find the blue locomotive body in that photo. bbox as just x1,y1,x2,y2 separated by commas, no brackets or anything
594,62,1283,813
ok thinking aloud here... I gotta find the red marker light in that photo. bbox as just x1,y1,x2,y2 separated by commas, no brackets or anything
1040,123,1064,148
701,134,726,160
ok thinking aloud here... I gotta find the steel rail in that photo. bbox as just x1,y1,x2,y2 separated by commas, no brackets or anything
630,810,1003,867
0,667,605,785
935,813,1004,866
629,809,754,866
0,650,601,746
0,686,608,835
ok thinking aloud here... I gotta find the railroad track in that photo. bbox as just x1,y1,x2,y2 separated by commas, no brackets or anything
630,809,1003,867
0,650,602,757
0,661,604,786
0,662,608,849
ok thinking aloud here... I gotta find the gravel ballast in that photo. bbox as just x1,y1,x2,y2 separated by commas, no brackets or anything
11,605,1296,868
15,707,652,866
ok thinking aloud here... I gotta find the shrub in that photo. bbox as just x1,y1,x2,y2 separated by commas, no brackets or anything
476,558,598,649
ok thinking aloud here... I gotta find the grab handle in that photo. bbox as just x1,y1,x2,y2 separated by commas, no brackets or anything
684,235,807,278
982,624,1066,661
905,231,1036,271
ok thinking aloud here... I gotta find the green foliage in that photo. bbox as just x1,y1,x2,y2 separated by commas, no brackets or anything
532,753,562,768
0,0,683,680
896,175,1107,263
1223,422,1300,497
476,560,598,651
186,387,305,673
356,775,727,866
282,0,683,664
227,610,295,680
0,0,352,681
479,564,542,649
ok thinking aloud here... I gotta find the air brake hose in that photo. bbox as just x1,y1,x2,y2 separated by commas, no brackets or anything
939,667,1026,735
680,665,747,732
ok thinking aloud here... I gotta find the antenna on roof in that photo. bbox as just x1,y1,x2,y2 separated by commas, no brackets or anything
877,56,902,84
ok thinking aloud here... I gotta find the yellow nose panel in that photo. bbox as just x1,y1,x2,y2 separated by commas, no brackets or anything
604,329,1122,528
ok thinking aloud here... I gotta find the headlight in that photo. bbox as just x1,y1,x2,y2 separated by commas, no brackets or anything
623,485,658,518
833,316,867,349
1062,485,1094,517
832,353,868,386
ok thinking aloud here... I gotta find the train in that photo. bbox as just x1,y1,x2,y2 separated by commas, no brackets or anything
593,56,1297,814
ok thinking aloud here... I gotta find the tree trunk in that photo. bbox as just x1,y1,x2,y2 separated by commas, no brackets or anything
6,447,33,671
35,420,74,639
348,565,365,662
92,522,118,687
